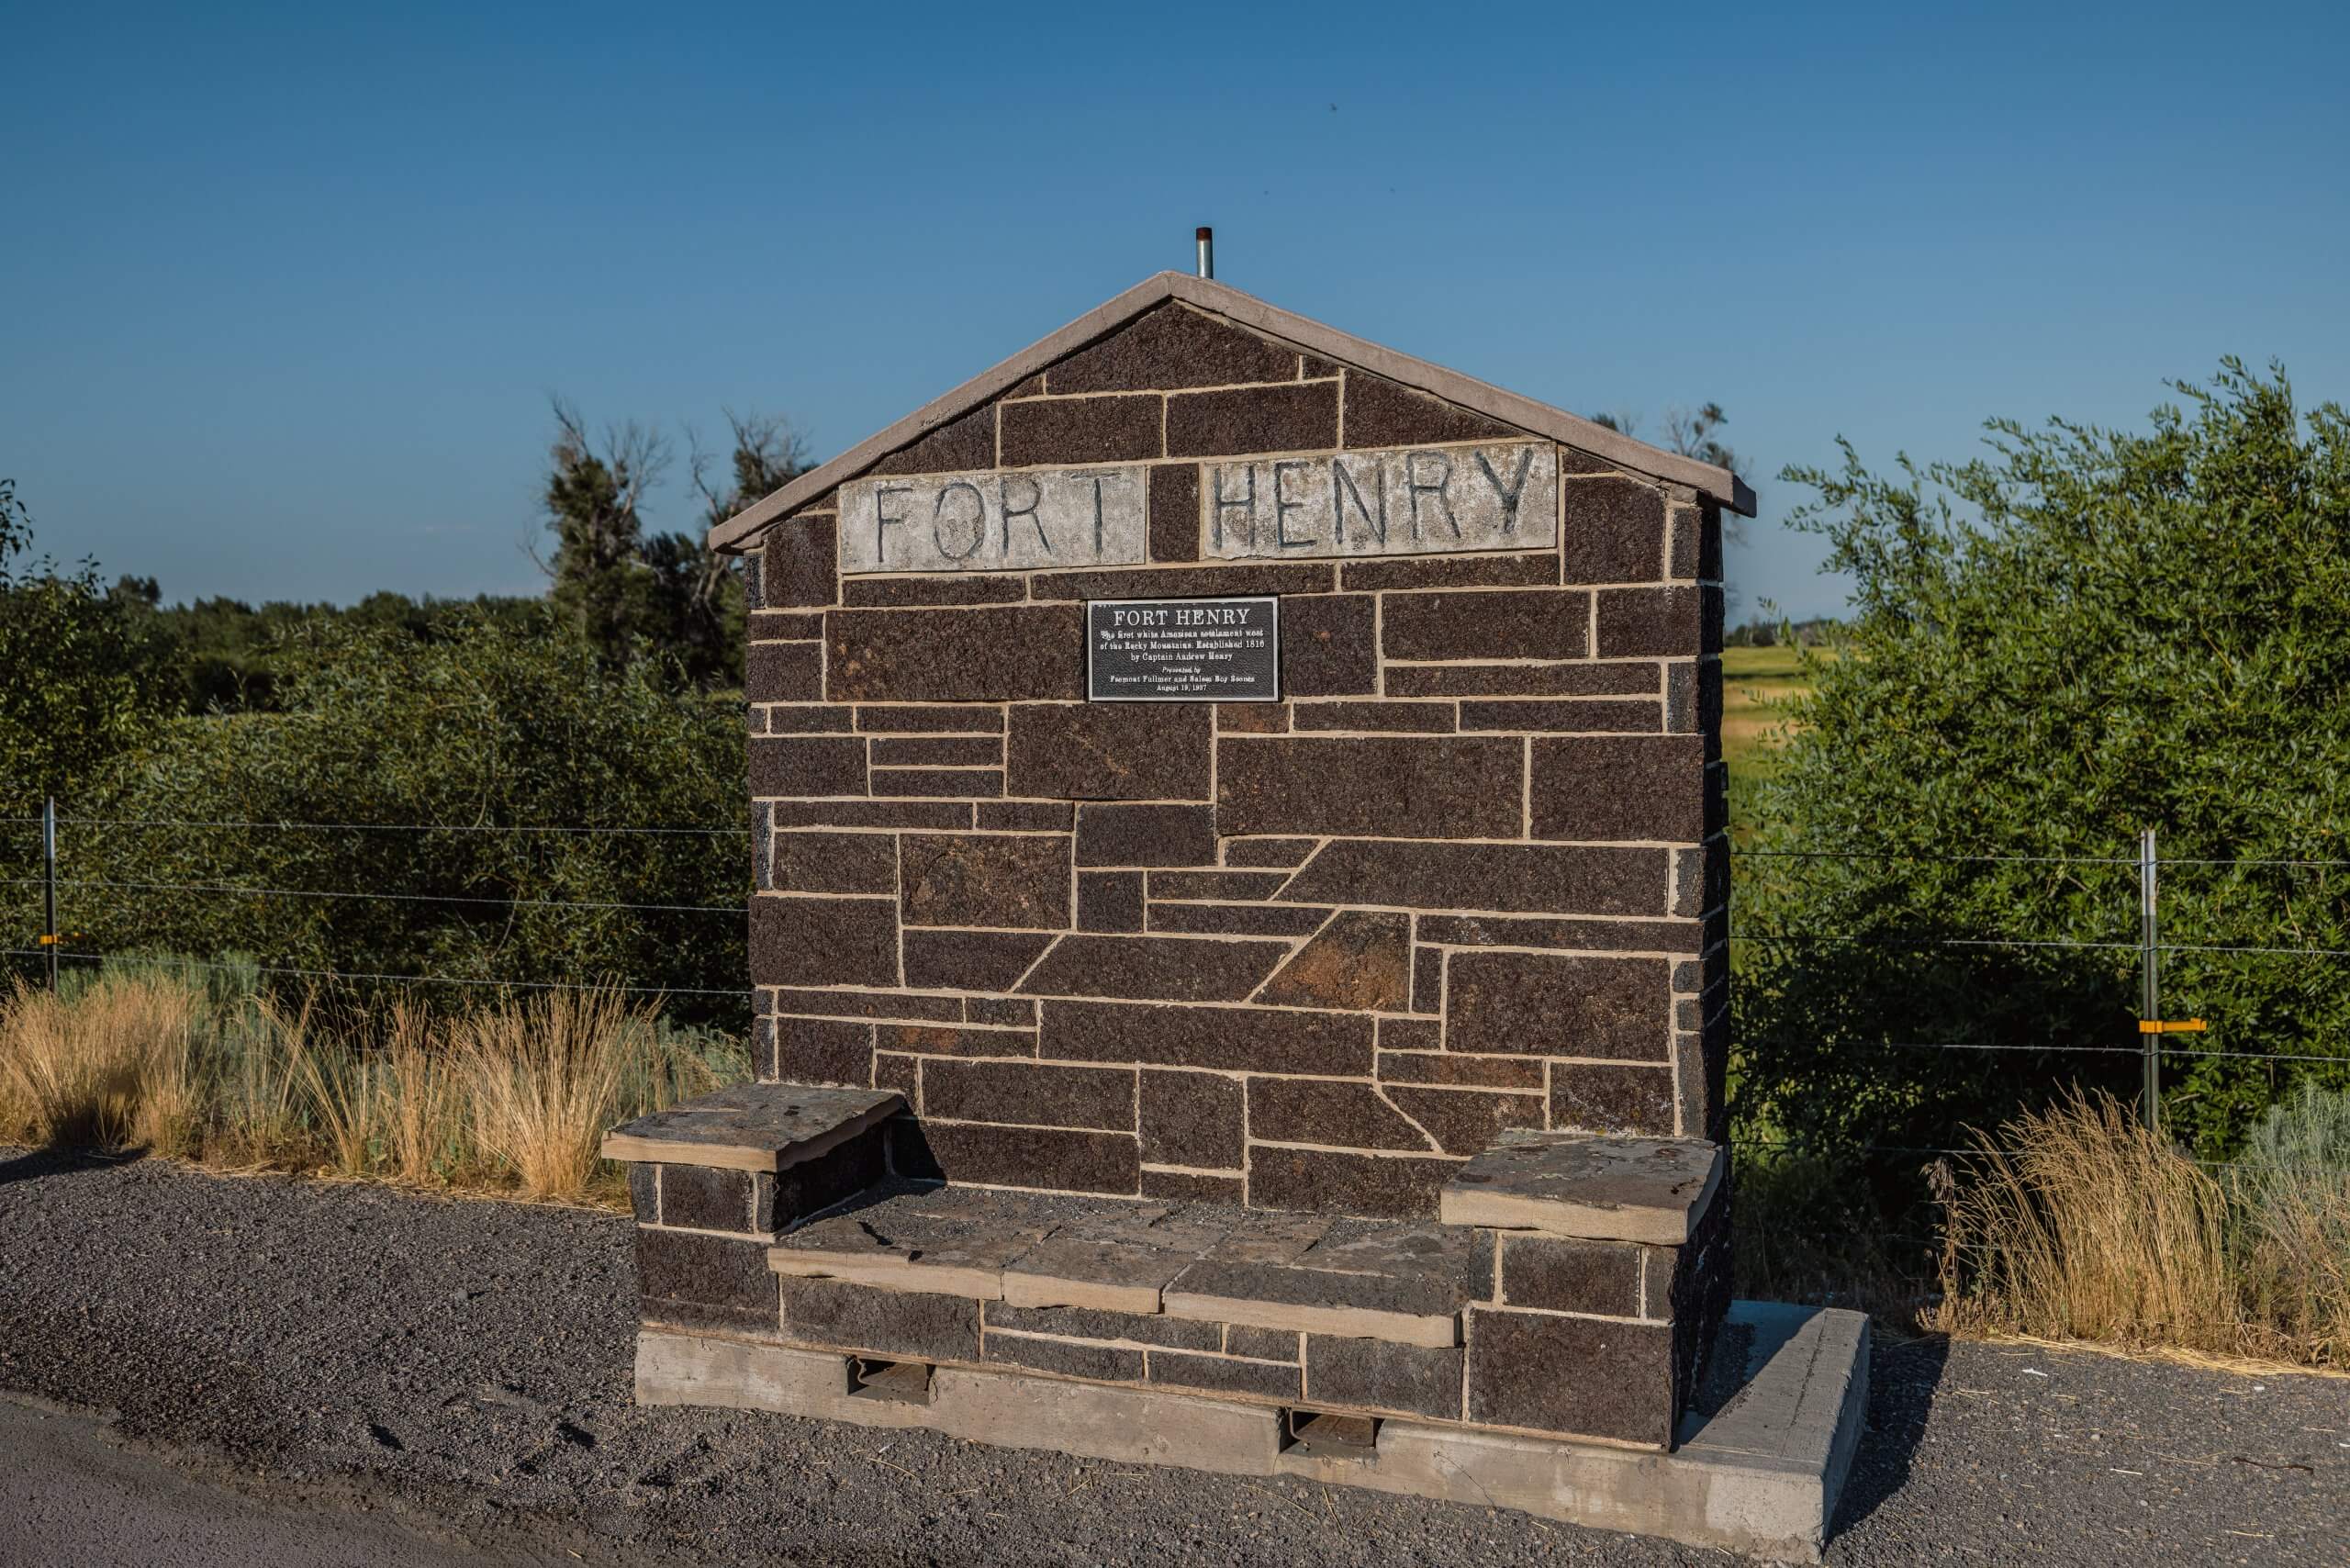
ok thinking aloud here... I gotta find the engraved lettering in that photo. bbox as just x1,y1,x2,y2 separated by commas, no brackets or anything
1213,464,1257,550
1330,455,1387,546
875,483,914,561
1091,475,1105,554
932,480,986,562
1474,445,1537,534
999,474,1049,555
1272,460,1312,550
1405,451,1460,540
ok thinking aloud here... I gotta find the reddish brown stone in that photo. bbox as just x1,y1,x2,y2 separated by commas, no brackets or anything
1246,1079,1431,1152
868,403,996,476
899,833,1071,929
1376,1051,1544,1090
923,1060,1136,1130
744,642,823,703
1412,946,1442,1014
1464,1308,1672,1445
1498,1236,1642,1315
1217,702,1291,734
1143,903,1324,937
1595,585,1714,657
762,704,857,734
1460,700,1661,734
1141,1170,1246,1203
1148,462,1201,563
1076,870,1145,932
1383,662,1661,699
1255,911,1411,1011
1222,837,1316,868
1376,1016,1442,1053
998,393,1163,466
1165,382,1338,457
770,800,970,830
1006,702,1213,801
1146,868,1288,901
1291,700,1454,733
872,1051,920,1104
966,995,1035,1027
749,610,822,641
1381,590,1590,662
761,515,838,609
1016,935,1289,1002
842,575,1025,607
914,1121,1139,1195
751,896,898,989
1216,736,1523,838
1245,1146,1457,1219
1447,951,1671,1060
1341,372,1522,448
856,705,1006,734
1551,1061,1676,1136
749,735,867,799
1415,913,1704,953
771,988,962,1023
1530,735,1707,842
1304,1337,1463,1420
1052,304,1299,394
872,1022,1037,1058
1041,1000,1372,1075
829,605,1084,703
979,801,1073,832
772,831,896,896
1139,1070,1244,1168
869,736,1003,767
1339,553,1559,591
1028,562,1333,602
1280,594,1378,696
1561,477,1669,584
1278,841,1668,916
1384,1086,1545,1155
1075,802,1217,867
771,1015,875,1086
901,929,1054,991
870,767,1002,799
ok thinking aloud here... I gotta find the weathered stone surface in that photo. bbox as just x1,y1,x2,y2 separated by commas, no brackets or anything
856,705,1006,734
923,1060,1136,1131
1147,462,1201,563
1041,1000,1373,1076
872,767,1002,798
1594,585,1710,657
1278,840,1668,916
1280,593,1379,696
1496,1235,1643,1315
1561,476,1670,584
915,1121,1141,1195
1447,951,1671,1060
1383,661,1660,699
637,1228,776,1332
1141,1169,1247,1203
657,1165,758,1233
762,704,857,734
1030,562,1333,603
966,996,1036,1027
1222,837,1318,868
1146,902,1330,937
604,1081,901,1172
1551,1061,1677,1137
999,394,1165,467
1202,443,1557,563
1530,735,1707,842
1216,736,1523,839
1341,372,1522,449
837,466,1147,574
1166,382,1338,458
1255,911,1412,1011
1374,1016,1441,1053
1217,700,1291,734
868,404,995,477
779,1278,979,1361
751,896,899,989
1166,1233,1470,1347
828,605,1085,703
1076,870,1145,933
1304,1337,1463,1420
628,1161,659,1221
1412,946,1441,1014
769,1137,890,1232
1376,1051,1545,1090
871,735,1003,767
898,833,1070,929
983,1332,1146,1383
1291,700,1454,733
744,641,823,703
771,988,962,1023
1460,699,1661,734
1075,802,1217,867
979,801,1072,832
842,575,1027,607
1051,303,1299,394
1245,1146,1458,1220
1225,1325,1301,1361
771,1017,873,1086
1439,1130,1721,1244
871,1022,1036,1058
1464,1308,1673,1445
748,736,867,799
1339,552,1558,591
901,928,1054,991
1416,914,1704,953
761,515,838,609
1017,935,1290,1002
1139,1070,1244,1169
1006,703,1213,801
1246,1079,1431,1152
1381,589,1589,662
1146,869,1288,902
1147,1349,1301,1401
1384,1087,1545,1155
750,610,825,640
982,1300,1223,1352
772,832,897,895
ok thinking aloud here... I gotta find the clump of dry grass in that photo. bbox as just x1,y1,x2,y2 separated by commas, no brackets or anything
449,987,655,1198
0,974,198,1150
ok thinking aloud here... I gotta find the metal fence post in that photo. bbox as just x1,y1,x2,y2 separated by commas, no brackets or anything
41,795,59,992
2138,826,2159,1132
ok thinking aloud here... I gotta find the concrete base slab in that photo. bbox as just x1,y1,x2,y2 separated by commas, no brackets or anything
635,1299,1868,1562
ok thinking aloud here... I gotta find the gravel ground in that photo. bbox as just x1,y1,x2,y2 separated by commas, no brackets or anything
0,1146,2343,1566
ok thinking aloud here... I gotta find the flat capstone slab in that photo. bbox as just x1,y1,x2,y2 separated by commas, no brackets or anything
1438,1130,1722,1244
601,1083,903,1173
770,1182,1472,1346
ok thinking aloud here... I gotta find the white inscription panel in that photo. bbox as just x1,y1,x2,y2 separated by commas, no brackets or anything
840,466,1147,574
1203,441,1557,561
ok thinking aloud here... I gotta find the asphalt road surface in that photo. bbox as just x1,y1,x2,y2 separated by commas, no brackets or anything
0,1147,2342,1566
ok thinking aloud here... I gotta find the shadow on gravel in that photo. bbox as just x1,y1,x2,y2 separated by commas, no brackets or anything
1829,1329,1950,1540
0,1147,148,1187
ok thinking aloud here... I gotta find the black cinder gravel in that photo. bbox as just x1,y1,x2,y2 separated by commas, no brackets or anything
0,1147,2343,1566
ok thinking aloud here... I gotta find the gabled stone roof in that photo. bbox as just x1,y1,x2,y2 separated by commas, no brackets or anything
709,272,1754,554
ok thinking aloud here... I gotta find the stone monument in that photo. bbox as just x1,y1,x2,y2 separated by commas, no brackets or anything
601,267,1867,1558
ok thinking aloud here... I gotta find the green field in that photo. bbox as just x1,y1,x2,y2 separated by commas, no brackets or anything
1721,645,1814,770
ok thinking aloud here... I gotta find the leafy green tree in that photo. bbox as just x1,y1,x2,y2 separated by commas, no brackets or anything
1737,360,2350,1166
543,398,670,668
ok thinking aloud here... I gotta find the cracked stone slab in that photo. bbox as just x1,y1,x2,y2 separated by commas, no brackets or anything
600,1083,902,1173
768,1184,1062,1299
1161,1223,1473,1349
1439,1131,1723,1243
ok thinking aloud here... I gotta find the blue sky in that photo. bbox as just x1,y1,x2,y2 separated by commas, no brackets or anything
5,2,2344,621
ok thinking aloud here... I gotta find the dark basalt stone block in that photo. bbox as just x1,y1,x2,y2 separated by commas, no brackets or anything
1226,1325,1302,1361
744,641,823,703
749,610,823,640
1245,1146,1458,1220
1497,1236,1643,1315
1595,585,1714,657
1383,661,1662,700
1530,735,1707,842
1447,951,1671,1061
914,1121,1139,1195
761,514,838,609
637,1228,775,1329
983,1299,1223,1352
656,1165,757,1233
869,767,1003,798
749,735,867,800
772,832,897,896
856,705,1007,734
771,800,971,830
1216,736,1524,839
871,1022,1038,1058
1139,1070,1245,1169
1006,702,1214,801
923,1059,1136,1131
1280,593,1378,696
1146,868,1289,901
1340,372,1522,448
828,605,1086,703
1278,840,1668,917
627,1162,658,1222
979,801,1074,832
1339,553,1558,591
1148,462,1203,563
1561,476,1669,584
1076,870,1146,933
1016,934,1290,1002
1217,701,1291,734
762,704,856,734
1165,381,1338,458
1550,1061,1677,1137
767,1137,887,1231
1464,1308,1673,1446
1145,902,1330,937
751,896,899,989
1041,999,1373,1076
868,403,996,476
1384,1086,1545,1156
770,988,962,1022
842,575,1026,608
780,1278,979,1361
870,735,1003,767
999,393,1164,466
1304,1336,1462,1419
1375,1050,1544,1090
1416,913,1704,954
1382,589,1591,662
898,832,1071,929
1141,1170,1246,1203
1076,802,1217,867
1246,1078,1431,1152
1291,700,1455,733
1222,837,1317,868
1411,946,1442,1014
1051,303,1301,395
901,928,1056,991
1030,561,1334,602
1255,910,1411,1011
983,1333,1146,1383
967,996,1037,1026
771,1016,874,1087
1459,699,1662,734
1147,1349,1303,1401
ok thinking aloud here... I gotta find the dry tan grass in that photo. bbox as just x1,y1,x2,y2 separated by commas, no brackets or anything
0,975,197,1150
448,987,659,1199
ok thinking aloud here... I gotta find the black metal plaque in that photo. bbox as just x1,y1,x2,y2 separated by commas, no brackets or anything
1087,596,1280,702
